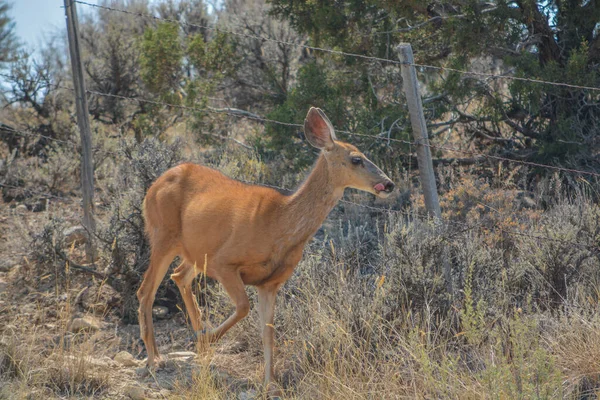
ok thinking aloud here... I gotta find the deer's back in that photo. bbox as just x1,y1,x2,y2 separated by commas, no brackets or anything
143,163,288,278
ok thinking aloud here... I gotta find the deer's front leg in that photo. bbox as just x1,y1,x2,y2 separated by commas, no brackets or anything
257,284,281,395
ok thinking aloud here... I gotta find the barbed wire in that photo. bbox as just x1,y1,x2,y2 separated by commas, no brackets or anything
237,178,598,251
1,124,74,147
3,70,600,178
0,123,124,158
75,1,600,93
72,90,600,178
0,182,74,202
4,127,592,252
68,1,600,177
1,2,595,263
425,142,600,178
1,123,596,251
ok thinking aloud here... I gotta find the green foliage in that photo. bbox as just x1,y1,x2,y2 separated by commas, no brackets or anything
187,31,237,79
270,0,600,171
0,0,17,64
265,61,408,171
185,31,238,108
265,62,345,168
476,315,564,399
140,22,183,101
138,20,238,142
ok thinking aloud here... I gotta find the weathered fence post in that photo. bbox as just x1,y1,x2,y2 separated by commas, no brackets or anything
397,43,453,297
397,43,441,218
64,0,96,261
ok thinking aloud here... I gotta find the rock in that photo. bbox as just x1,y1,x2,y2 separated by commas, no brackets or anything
167,351,196,360
0,259,15,273
81,283,120,314
63,225,88,246
124,384,146,400
47,353,110,369
69,316,101,332
28,199,47,212
114,351,139,367
152,305,169,319
238,389,258,400
99,356,118,367
135,366,150,377
87,356,112,369
15,204,27,214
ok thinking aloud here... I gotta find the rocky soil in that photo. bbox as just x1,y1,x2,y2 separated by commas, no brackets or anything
0,203,269,399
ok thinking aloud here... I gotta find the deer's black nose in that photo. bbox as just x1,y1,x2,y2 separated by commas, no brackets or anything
384,181,395,192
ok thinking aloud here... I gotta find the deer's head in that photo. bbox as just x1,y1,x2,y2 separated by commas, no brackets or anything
304,107,395,198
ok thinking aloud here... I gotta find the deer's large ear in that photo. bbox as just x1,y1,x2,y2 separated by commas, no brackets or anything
304,107,337,151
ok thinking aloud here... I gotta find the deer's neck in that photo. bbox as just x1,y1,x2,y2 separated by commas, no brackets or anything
281,154,343,245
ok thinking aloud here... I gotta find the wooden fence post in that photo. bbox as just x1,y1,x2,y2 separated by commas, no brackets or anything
397,43,441,218
64,0,96,261
397,43,453,297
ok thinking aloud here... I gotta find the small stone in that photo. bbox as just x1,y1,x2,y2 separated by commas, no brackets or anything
167,351,196,360
63,225,88,246
88,357,111,369
238,389,258,400
29,199,47,212
0,259,15,272
152,305,169,319
15,204,27,214
114,351,139,367
135,366,150,377
69,316,101,332
99,356,118,367
124,384,146,400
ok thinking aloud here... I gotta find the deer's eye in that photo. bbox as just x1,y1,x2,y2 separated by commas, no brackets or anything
351,157,363,165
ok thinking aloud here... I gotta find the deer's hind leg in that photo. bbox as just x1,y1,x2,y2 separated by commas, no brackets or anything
171,261,206,334
137,235,179,368
203,268,249,343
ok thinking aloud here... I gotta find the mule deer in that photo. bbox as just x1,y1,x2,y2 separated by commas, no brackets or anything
137,107,394,393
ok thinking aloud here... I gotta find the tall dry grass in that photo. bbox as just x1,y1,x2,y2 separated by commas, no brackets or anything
2,136,600,399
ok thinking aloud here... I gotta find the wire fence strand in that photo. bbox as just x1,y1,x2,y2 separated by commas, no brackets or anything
238,179,598,251
1,2,598,252
3,70,600,178
75,0,600,93
2,124,597,251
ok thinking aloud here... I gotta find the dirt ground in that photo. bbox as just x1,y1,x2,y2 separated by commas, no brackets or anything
0,200,269,399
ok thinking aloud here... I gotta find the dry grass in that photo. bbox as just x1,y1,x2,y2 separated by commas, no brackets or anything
2,135,600,399
0,311,112,399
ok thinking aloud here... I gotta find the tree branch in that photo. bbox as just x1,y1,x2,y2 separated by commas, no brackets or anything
516,0,562,65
